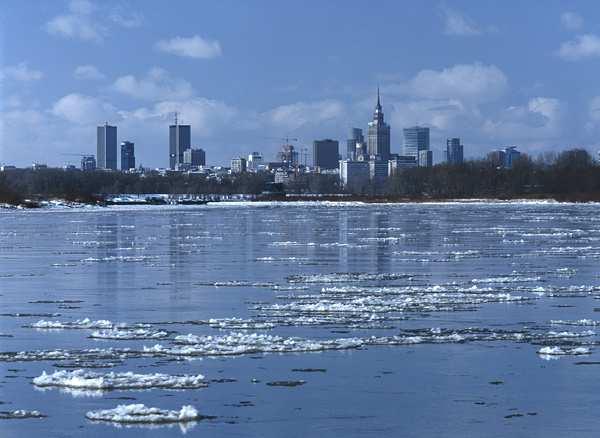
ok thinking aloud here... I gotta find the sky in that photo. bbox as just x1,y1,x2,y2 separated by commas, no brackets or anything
2,0,600,167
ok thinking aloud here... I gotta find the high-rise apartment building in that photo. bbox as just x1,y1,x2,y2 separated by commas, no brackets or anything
346,128,364,160
367,89,391,161
446,138,464,165
313,139,339,170
169,117,191,170
403,126,430,160
120,141,135,171
97,123,117,170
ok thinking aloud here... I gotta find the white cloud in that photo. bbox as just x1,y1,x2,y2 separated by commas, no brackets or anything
589,96,600,122
45,0,105,42
112,68,195,101
122,98,239,138
51,93,117,125
483,97,563,141
557,34,600,60
74,65,105,80
441,6,481,36
0,63,44,81
388,99,472,133
155,35,222,59
407,63,508,103
264,100,344,131
561,12,583,31
109,7,143,28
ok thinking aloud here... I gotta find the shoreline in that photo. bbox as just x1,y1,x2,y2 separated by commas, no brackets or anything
2,194,600,211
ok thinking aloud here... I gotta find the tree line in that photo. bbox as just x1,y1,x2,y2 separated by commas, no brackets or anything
1,149,599,204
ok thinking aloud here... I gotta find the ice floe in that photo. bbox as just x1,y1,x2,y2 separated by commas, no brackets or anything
0,410,46,420
30,318,149,330
85,404,203,424
537,346,591,356
89,328,169,340
150,332,365,356
287,273,414,283
33,370,207,390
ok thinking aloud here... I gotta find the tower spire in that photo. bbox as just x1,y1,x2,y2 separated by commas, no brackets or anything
377,86,380,107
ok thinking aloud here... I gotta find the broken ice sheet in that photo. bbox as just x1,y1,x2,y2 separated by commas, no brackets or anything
85,404,209,431
33,370,207,392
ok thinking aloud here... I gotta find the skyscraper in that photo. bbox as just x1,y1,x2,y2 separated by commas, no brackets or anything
313,139,339,170
169,116,191,170
346,128,364,160
120,141,135,171
97,123,117,170
367,88,391,161
446,138,464,165
403,126,430,160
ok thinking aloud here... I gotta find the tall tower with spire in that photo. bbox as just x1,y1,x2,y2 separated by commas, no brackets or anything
367,87,391,160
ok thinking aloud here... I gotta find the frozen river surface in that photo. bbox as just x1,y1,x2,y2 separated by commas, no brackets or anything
2,201,600,437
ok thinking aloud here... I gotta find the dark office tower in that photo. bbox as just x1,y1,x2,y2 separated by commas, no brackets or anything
313,139,339,170
97,123,117,170
446,138,464,165
169,116,191,170
120,141,135,171
367,88,391,161
403,126,430,159
347,128,364,160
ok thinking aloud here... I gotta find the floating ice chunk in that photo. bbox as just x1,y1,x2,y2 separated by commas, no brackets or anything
287,272,413,283
550,319,600,327
537,346,591,356
90,328,169,340
206,318,275,330
33,370,206,390
150,332,365,356
0,409,46,420
85,404,202,424
471,276,541,284
31,319,114,330
0,347,139,362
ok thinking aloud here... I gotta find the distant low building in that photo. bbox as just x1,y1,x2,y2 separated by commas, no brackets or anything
81,155,96,171
247,152,263,171
369,159,389,187
388,155,417,176
231,157,247,173
418,150,433,168
339,159,369,192
488,146,521,169
274,168,294,184
184,148,206,167
31,163,48,170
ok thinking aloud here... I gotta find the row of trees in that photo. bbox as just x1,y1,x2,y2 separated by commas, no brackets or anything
384,149,600,200
1,149,599,204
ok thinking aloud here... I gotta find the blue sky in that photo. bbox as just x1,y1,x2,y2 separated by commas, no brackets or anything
2,0,600,167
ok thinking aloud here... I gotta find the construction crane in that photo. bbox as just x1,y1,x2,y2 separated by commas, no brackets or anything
60,153,94,157
264,136,299,145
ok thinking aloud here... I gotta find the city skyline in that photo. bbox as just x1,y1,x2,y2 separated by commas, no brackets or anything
4,1,600,167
